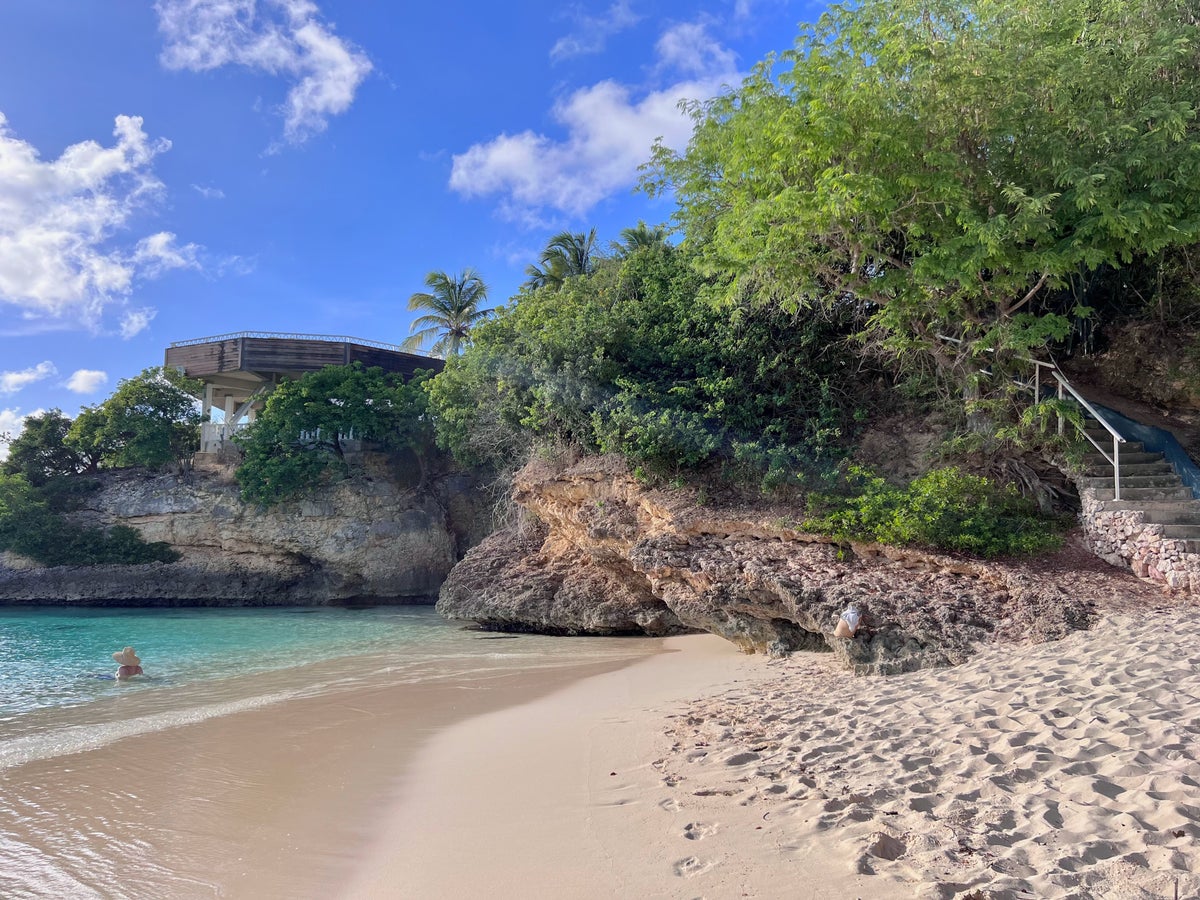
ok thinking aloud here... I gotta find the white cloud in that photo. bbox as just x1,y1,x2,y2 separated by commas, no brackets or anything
0,361,56,395
0,407,44,461
119,307,156,339
156,0,373,145
191,183,225,199
655,21,737,78
451,22,738,222
551,1,641,62
65,369,108,394
0,113,198,334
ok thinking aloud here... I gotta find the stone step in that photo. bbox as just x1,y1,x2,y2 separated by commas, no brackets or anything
1082,451,1166,467
1096,501,1200,524
1161,524,1200,539
1082,464,1176,481
1083,435,1144,454
1080,475,1183,489
1090,486,1195,502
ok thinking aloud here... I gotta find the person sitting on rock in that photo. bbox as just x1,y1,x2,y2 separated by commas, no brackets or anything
113,647,144,680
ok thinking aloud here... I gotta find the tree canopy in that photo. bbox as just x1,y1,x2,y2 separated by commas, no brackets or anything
1,410,87,485
65,367,203,471
428,242,871,485
234,363,435,505
647,0,1200,391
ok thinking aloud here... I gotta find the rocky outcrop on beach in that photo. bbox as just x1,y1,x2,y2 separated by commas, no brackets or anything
0,457,489,605
439,456,1162,672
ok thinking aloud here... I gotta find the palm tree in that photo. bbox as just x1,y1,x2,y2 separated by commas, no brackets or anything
522,228,598,290
401,268,490,358
611,221,669,257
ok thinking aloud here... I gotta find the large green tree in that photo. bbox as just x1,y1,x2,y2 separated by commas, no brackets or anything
429,242,868,482
1,410,87,485
401,268,490,357
66,367,203,471
234,363,434,505
647,0,1200,395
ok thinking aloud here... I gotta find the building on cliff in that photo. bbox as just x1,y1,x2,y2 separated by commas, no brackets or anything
165,331,443,455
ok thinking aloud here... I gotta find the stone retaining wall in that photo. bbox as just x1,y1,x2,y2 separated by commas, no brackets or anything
1079,489,1200,592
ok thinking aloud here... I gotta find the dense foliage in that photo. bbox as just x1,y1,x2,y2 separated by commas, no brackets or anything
804,467,1063,557
1,410,88,485
0,473,179,566
234,363,435,505
66,367,203,471
428,243,872,486
647,0,1200,408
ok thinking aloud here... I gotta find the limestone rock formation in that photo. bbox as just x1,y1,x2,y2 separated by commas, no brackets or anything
438,456,1131,673
439,520,691,636
0,459,488,606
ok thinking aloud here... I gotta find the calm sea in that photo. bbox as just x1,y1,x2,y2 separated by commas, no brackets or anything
0,605,659,898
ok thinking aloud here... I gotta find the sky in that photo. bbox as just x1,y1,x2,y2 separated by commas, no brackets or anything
0,0,819,451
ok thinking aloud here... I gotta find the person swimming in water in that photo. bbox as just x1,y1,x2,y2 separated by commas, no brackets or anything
113,647,143,680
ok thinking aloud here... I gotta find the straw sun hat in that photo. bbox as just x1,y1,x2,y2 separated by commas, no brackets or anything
112,647,141,667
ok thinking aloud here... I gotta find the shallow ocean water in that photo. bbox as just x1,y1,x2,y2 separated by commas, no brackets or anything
0,605,650,767
0,605,659,898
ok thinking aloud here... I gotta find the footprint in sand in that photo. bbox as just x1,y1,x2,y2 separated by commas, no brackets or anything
683,822,719,841
673,856,716,877
659,797,682,812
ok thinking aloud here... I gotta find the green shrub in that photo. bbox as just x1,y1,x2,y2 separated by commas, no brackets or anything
0,474,179,566
803,466,1062,557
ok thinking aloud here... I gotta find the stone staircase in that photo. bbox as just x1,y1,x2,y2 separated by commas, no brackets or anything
1078,421,1200,588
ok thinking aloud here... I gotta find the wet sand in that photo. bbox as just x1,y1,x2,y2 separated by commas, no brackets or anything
0,649,659,899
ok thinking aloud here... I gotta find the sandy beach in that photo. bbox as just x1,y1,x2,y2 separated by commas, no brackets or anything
5,600,1200,899
345,608,1200,899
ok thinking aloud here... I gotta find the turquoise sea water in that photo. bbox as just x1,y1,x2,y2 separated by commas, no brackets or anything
0,605,660,898
0,605,652,768
0,605,466,718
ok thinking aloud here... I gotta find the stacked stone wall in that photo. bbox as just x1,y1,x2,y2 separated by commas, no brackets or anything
1079,489,1200,592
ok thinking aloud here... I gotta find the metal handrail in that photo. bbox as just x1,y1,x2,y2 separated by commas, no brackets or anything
169,331,413,354
1047,370,1125,500
936,335,1126,500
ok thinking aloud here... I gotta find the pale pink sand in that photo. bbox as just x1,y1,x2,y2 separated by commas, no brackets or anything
344,612,1200,900
340,634,893,899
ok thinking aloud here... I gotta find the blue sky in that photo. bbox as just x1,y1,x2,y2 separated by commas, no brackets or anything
0,0,816,448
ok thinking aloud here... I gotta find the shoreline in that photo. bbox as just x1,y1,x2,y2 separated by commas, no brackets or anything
5,605,1199,898
0,640,663,899
340,634,894,900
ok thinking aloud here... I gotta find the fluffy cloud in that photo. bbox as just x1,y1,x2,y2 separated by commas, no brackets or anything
191,183,225,199
66,369,109,394
0,407,43,461
551,1,641,62
0,361,56,395
119,307,156,339
450,22,738,222
654,21,737,77
156,0,372,145
0,113,198,334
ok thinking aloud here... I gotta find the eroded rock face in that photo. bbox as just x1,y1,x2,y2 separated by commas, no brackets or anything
438,456,1117,673
438,520,690,636
0,460,488,606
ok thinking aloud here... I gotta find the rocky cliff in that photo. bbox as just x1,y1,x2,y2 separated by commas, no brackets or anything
0,457,489,605
439,456,1162,673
